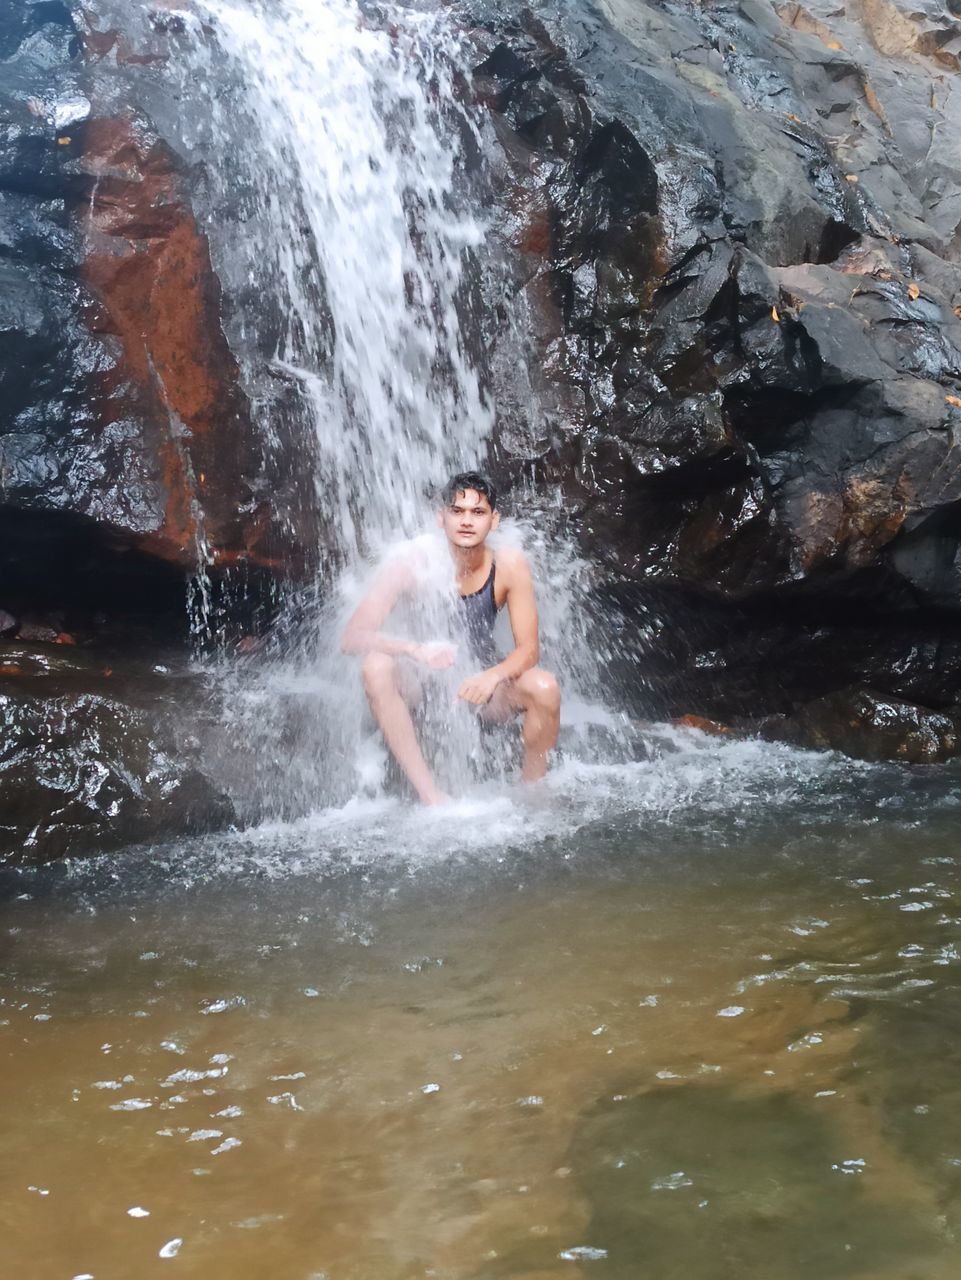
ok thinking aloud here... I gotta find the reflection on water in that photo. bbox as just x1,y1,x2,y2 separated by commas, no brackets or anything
3,734,961,1279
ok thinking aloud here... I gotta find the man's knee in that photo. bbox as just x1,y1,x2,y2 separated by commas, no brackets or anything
517,667,560,712
361,652,397,698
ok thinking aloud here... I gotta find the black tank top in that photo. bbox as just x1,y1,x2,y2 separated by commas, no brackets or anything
459,559,498,666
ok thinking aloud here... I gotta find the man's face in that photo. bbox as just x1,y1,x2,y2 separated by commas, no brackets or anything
438,488,499,549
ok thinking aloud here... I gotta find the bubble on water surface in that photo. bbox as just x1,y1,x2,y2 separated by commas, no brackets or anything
201,996,246,1014
651,1171,694,1191
211,1137,242,1155
832,1158,866,1175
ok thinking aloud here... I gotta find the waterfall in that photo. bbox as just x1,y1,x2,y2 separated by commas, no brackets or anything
174,0,493,568
147,0,640,815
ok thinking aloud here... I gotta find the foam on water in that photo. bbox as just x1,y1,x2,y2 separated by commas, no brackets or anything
58,728,870,892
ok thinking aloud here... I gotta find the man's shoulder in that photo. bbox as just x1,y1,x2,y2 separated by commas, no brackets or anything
494,543,532,583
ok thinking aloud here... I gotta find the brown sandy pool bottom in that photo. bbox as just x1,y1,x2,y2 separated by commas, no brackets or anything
3,754,961,1279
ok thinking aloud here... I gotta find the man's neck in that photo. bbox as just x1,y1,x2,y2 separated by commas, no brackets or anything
450,542,488,579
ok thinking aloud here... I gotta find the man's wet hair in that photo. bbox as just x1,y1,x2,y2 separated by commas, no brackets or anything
442,471,498,511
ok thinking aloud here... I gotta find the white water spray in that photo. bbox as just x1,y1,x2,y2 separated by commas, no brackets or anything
152,0,643,814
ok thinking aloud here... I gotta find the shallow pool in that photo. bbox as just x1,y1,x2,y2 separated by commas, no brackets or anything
3,733,961,1278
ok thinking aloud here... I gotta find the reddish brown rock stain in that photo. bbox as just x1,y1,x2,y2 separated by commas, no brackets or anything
80,116,266,570
520,208,552,256
673,714,732,736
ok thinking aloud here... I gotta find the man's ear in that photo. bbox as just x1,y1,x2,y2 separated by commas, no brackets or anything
491,510,501,531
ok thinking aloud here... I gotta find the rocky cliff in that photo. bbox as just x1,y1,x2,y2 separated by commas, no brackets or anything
470,0,961,758
3,0,961,860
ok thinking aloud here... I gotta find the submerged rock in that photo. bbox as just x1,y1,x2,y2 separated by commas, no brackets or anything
572,1084,941,1278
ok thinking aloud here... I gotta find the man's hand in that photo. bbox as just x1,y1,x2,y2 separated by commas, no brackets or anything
411,642,457,670
457,668,504,706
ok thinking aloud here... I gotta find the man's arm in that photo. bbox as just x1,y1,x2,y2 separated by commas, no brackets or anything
458,550,539,704
341,561,416,657
341,561,455,668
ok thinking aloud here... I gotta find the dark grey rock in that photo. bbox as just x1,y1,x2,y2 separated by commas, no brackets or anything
761,686,961,764
0,646,234,865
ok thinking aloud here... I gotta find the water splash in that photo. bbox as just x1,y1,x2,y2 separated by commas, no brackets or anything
158,0,651,814
61,726,869,890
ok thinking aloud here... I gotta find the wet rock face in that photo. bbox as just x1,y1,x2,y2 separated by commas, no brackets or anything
470,0,961,733
760,687,961,764
0,0,277,614
4,0,961,775
0,645,233,864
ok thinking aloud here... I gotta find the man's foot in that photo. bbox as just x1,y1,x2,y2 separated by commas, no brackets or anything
421,789,451,807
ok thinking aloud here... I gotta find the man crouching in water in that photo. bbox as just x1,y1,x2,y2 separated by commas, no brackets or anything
341,471,561,806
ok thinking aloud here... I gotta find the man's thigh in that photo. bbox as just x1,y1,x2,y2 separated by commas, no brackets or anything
478,680,522,726
395,659,424,708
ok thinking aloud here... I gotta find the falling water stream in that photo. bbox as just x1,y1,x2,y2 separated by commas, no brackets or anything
4,0,961,1277
158,0,622,815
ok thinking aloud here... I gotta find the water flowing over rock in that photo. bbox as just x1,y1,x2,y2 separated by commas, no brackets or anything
4,0,961,863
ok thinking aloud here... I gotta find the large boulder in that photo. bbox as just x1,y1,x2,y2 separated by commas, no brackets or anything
469,0,961,735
